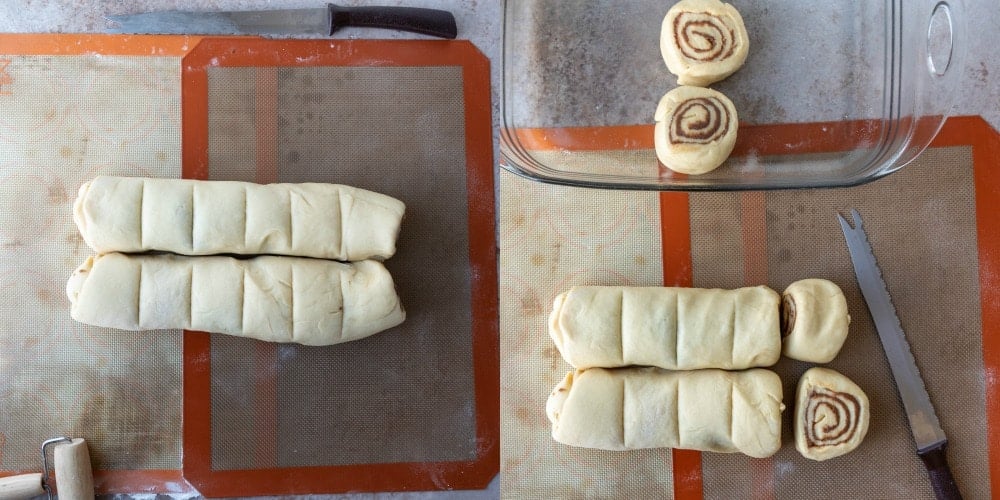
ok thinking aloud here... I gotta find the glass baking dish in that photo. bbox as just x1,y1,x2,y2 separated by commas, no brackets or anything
500,0,965,190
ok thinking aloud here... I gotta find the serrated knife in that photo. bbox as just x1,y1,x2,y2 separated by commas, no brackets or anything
105,4,457,39
838,209,962,500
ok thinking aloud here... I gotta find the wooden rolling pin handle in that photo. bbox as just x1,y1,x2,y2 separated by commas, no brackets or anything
53,438,94,500
0,473,44,500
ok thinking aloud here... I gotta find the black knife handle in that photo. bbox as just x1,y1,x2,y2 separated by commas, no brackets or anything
328,4,457,39
918,443,963,500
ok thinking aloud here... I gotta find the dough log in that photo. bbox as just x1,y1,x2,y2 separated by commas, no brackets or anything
547,367,784,458
781,279,851,363
660,0,750,87
795,367,870,461
73,176,405,260
66,253,405,346
654,86,739,175
549,285,780,370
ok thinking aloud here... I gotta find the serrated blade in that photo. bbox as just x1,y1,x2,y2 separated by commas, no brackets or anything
838,209,947,452
105,9,331,36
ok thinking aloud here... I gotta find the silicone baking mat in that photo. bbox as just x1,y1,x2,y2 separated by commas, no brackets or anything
500,117,1000,498
0,34,497,497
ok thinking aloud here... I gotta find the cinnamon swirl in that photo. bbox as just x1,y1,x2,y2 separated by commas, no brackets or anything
661,0,750,86
654,86,738,174
795,367,870,461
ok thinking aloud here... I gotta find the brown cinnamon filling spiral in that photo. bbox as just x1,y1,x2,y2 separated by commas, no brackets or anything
804,387,861,448
673,11,739,62
669,97,730,145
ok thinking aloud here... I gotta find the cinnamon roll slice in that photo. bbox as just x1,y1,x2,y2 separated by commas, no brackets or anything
795,367,870,461
661,0,750,86
781,279,851,363
654,86,738,175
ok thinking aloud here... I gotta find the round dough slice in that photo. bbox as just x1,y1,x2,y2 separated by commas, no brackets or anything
795,367,870,461
781,279,851,363
654,86,738,175
660,0,750,86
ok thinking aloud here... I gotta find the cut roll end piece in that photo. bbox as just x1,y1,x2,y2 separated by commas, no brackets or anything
795,367,870,461
660,0,750,86
781,278,851,363
655,86,738,175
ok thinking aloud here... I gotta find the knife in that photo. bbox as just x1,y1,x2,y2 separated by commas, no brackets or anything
838,209,962,500
106,4,458,39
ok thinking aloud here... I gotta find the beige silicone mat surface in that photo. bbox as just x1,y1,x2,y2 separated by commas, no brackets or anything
499,176,670,497
0,55,182,470
696,146,988,499
499,145,990,498
204,65,479,469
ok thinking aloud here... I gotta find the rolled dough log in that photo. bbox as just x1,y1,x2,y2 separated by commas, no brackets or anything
66,253,405,346
73,176,405,260
795,367,870,461
547,367,783,457
660,0,750,87
549,285,781,370
654,86,739,175
781,279,851,362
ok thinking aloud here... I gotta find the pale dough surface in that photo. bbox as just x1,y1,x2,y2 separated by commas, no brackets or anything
660,0,750,86
66,252,405,346
795,367,870,461
546,367,783,458
549,285,780,370
73,176,406,261
654,86,739,175
781,278,851,363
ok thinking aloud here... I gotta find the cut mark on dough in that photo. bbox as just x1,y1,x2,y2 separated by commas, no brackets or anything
619,290,625,365
622,376,629,448
674,292,681,368
287,190,295,250
337,271,347,342
288,265,295,343
187,264,194,329
240,267,247,333
189,183,195,252
242,185,248,249
674,375,682,446
138,178,145,248
729,294,736,367
136,259,143,328
728,379,735,443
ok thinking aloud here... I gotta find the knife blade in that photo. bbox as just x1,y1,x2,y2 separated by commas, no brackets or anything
838,209,962,500
105,3,457,39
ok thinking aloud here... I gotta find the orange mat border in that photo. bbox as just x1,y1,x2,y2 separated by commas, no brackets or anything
528,116,1000,498
179,38,498,497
